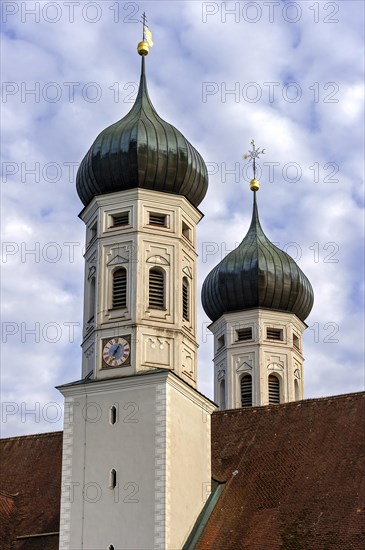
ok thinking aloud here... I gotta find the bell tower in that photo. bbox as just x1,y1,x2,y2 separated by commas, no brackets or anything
58,22,215,550
78,52,205,389
202,141,314,410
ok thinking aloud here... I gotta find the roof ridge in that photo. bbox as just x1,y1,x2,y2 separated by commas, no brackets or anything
0,430,62,442
213,391,365,415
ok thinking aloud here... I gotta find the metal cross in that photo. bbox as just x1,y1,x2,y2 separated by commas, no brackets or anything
243,139,266,180
141,12,147,40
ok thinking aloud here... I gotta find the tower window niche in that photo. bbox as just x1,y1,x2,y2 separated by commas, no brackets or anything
293,333,300,350
236,327,252,341
88,276,96,322
108,546,115,550
109,469,117,489
112,268,127,309
149,212,167,227
219,379,226,409
294,379,300,401
268,375,280,404
109,406,117,425
240,375,252,407
217,335,225,350
149,267,165,309
182,277,189,321
267,328,283,341
112,211,129,227
182,221,191,240
89,221,97,242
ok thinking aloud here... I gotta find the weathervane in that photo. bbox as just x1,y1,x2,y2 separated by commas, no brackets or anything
243,139,266,191
137,12,154,56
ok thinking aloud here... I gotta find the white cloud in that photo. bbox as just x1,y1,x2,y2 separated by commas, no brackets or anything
1,0,364,437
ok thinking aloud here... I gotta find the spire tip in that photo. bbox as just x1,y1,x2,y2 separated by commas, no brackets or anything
243,139,266,192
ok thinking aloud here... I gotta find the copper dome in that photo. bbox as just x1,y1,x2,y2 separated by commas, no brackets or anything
76,57,208,208
201,193,314,323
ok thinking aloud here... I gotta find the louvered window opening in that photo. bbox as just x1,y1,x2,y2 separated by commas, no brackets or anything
241,375,252,408
149,213,167,227
113,212,129,227
182,279,189,321
149,269,165,309
293,334,300,350
237,328,252,341
268,375,280,404
267,328,283,340
113,269,127,309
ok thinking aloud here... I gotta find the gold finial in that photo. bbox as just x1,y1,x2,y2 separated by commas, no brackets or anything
138,12,154,56
243,139,266,191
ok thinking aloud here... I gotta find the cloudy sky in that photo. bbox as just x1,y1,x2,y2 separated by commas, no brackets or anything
1,0,364,437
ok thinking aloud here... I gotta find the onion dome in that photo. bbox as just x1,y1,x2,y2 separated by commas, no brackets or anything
76,56,208,207
201,192,314,323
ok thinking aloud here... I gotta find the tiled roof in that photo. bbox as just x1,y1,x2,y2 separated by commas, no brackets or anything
196,392,365,550
0,394,364,550
0,431,62,549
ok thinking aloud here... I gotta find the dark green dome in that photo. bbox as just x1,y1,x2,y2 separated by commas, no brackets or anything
201,193,314,323
76,57,208,207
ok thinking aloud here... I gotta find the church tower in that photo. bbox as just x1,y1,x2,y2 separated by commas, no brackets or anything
201,141,314,410
57,30,215,550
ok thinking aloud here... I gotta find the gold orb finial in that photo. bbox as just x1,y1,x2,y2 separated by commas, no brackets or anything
138,12,153,56
250,178,260,191
243,139,266,192
137,41,149,56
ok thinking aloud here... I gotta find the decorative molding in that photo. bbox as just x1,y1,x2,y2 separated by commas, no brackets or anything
217,369,225,381
234,353,254,373
294,368,301,379
143,336,172,367
154,383,167,549
58,397,74,550
85,345,94,359
182,347,194,376
87,266,96,279
147,255,170,266
267,362,284,371
236,361,252,373
89,252,97,266
182,266,193,279
107,254,129,266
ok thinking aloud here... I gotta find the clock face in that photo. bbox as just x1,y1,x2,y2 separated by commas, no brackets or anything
102,337,130,368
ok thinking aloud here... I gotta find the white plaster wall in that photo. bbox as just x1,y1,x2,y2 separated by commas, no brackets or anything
210,309,306,409
60,377,158,550
79,189,201,387
167,377,215,549
58,372,215,550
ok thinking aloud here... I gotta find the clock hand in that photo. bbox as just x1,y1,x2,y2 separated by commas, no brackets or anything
110,344,121,361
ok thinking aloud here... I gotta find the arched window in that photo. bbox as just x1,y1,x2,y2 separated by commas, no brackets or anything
112,268,127,309
182,277,189,321
219,379,226,409
240,375,252,407
89,276,96,321
149,267,165,309
268,375,280,404
109,469,117,489
294,379,300,401
108,545,115,550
